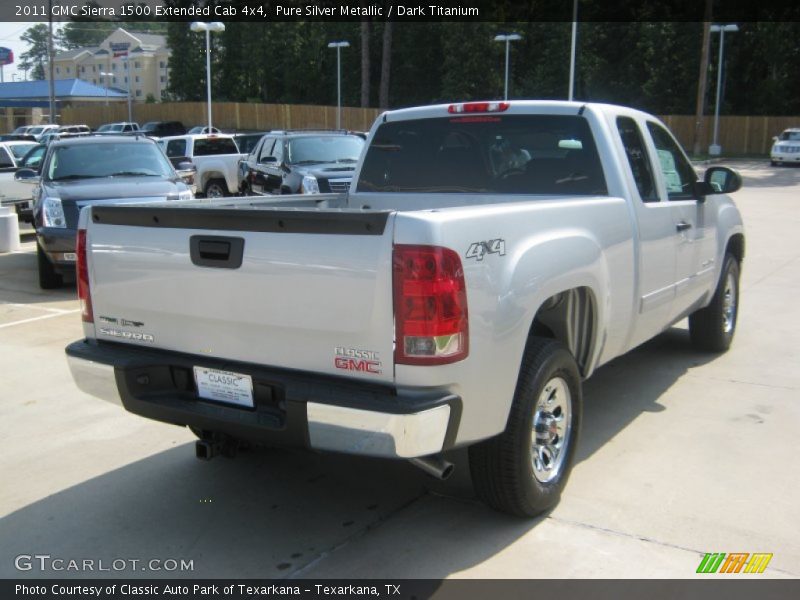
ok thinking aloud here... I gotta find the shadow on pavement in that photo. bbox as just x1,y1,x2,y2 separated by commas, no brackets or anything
0,242,77,305
0,325,721,580
717,160,800,188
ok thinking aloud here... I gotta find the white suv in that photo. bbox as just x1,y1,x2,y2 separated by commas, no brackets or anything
770,128,800,165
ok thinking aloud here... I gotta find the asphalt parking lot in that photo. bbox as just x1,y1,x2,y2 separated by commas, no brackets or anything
1,160,798,580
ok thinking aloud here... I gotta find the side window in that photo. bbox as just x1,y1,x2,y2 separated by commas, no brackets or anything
616,117,658,202
0,147,14,168
165,139,187,158
259,138,275,162
646,122,697,200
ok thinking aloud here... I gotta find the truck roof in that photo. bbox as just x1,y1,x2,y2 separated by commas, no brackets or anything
380,100,652,123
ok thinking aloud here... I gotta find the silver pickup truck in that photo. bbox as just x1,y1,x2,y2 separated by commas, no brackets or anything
66,101,744,517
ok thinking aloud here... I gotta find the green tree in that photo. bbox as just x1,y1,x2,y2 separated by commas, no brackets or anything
19,24,52,81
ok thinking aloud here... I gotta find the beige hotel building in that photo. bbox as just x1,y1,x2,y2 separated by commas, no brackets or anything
50,28,170,102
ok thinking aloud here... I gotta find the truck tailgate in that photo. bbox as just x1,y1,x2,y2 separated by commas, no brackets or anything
86,206,396,384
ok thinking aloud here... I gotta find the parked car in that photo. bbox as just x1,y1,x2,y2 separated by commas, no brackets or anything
2,144,46,222
57,124,92,136
187,126,220,134
770,128,800,165
11,125,33,135
95,122,140,135
140,121,186,138
14,135,193,289
65,100,745,517
0,141,41,220
158,133,244,197
239,130,365,195
27,124,59,142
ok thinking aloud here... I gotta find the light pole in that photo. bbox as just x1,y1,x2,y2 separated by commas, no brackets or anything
122,58,133,123
99,71,112,107
327,41,350,129
493,33,522,101
568,0,578,100
191,21,226,133
708,24,739,156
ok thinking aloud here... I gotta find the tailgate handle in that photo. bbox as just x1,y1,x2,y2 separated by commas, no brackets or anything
190,236,245,269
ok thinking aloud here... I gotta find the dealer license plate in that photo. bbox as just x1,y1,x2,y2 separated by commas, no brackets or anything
193,367,254,408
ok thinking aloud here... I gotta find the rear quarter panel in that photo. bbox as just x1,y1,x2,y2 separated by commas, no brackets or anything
392,197,635,445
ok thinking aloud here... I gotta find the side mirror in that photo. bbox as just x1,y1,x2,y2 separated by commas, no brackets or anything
176,161,196,173
14,168,40,184
701,166,742,196
772,136,779,143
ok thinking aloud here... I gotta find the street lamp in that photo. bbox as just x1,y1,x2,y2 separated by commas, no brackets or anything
99,71,112,106
568,0,578,100
121,58,133,124
494,33,522,101
327,41,350,129
708,24,739,156
191,21,226,132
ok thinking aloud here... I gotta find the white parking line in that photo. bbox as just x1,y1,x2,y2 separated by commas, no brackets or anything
0,302,77,314
0,310,81,329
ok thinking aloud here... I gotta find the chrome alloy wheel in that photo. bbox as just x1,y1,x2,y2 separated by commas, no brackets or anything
722,271,737,334
531,376,572,483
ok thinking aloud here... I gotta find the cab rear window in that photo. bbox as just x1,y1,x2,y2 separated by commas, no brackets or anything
357,115,607,195
193,138,239,156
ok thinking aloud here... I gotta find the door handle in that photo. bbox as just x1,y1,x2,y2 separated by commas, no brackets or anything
190,235,245,269
676,221,692,232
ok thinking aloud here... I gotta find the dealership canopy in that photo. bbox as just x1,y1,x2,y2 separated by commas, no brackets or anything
0,78,128,108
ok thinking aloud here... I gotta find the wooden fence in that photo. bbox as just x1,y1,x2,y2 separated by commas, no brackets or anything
60,102,381,134
660,115,800,156
45,102,800,155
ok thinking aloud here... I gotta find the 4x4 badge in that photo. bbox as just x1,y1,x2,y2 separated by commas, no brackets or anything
466,239,506,261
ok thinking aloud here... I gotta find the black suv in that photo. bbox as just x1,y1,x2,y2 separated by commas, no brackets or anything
140,121,186,137
239,131,364,195
15,136,193,289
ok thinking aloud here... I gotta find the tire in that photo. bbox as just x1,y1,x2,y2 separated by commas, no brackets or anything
469,338,582,517
689,253,740,352
37,242,63,289
204,179,227,198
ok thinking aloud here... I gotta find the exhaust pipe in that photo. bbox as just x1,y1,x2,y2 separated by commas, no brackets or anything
409,455,454,480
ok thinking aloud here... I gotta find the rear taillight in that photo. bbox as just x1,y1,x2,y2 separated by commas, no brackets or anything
76,229,93,323
448,101,510,114
393,245,468,365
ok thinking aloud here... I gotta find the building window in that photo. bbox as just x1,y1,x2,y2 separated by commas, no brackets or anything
56,67,60,74
112,63,117,71
112,77,117,84
134,61,141,69
160,75,166,83
135,76,140,83
159,61,166,69
124,76,128,83
66,67,70,74
135,89,142,97
92,65,95,72
80,66,85,73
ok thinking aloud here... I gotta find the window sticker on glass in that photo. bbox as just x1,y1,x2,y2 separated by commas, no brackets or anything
657,149,683,193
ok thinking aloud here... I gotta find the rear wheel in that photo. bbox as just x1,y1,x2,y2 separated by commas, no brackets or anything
37,242,63,289
204,179,227,198
469,338,582,517
689,253,740,352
